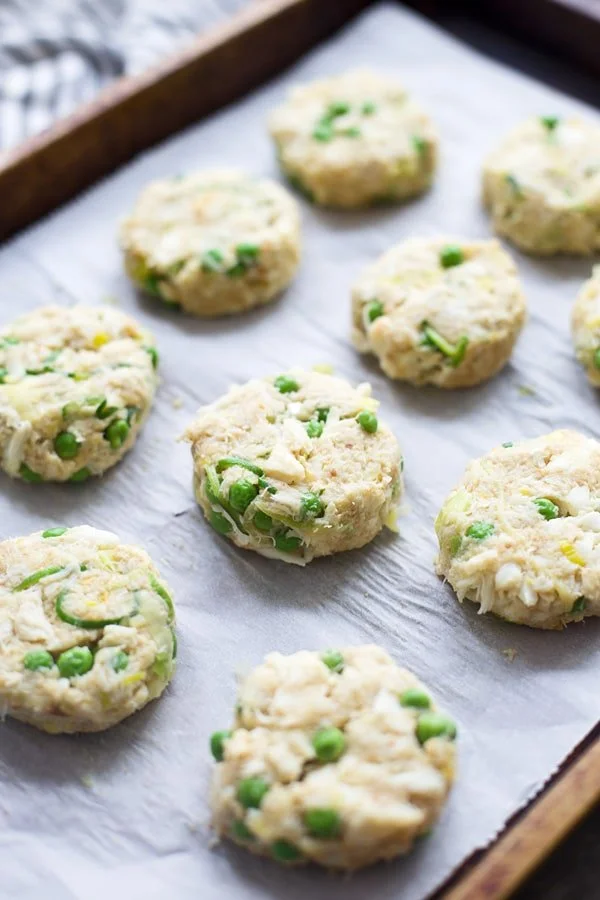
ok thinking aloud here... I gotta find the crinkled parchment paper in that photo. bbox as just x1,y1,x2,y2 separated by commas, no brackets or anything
1,4,600,898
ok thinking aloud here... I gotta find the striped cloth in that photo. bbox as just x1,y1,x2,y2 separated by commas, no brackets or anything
0,0,251,150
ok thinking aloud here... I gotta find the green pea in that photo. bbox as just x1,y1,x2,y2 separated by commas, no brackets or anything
533,497,559,520
54,431,81,460
253,510,273,532
356,410,378,433
57,646,94,678
316,407,329,422
236,777,270,809
366,300,384,323
312,727,346,762
412,135,426,155
231,820,254,841
144,346,159,369
300,492,325,519
306,419,323,438
274,532,302,553
210,730,232,762
594,348,600,370
466,521,494,540
42,527,67,538
271,840,302,862
361,101,376,115
274,375,299,394
209,511,232,535
304,808,342,839
541,115,559,132
229,479,259,513
104,419,130,450
400,688,431,709
23,650,54,671
572,597,587,614
70,467,91,483
502,441,514,448
416,712,457,744
201,248,224,273
439,245,464,268
321,650,344,673
19,463,43,483
112,650,129,672
62,401,81,421
0,367,8,383
14,565,64,592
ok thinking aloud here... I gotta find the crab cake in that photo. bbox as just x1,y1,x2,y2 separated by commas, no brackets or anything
120,169,301,316
571,266,600,386
352,237,526,388
185,370,402,564
435,430,600,629
0,525,176,733
210,645,456,870
483,116,600,255
0,306,158,484
269,69,437,209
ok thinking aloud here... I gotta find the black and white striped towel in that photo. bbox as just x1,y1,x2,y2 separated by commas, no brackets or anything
0,0,251,151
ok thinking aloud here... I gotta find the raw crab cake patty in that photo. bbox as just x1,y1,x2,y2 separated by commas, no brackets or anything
352,237,526,388
269,69,437,208
120,169,301,316
571,266,600,386
0,525,176,733
210,645,457,870
185,370,402,564
0,305,158,483
483,116,600,255
435,430,600,629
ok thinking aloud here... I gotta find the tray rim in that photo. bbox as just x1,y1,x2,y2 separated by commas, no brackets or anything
1,0,600,896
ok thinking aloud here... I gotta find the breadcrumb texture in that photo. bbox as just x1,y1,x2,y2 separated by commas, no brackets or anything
185,369,402,563
352,236,526,388
0,526,176,733
0,305,158,482
120,169,301,316
483,117,600,255
269,69,437,208
210,645,456,869
571,265,600,386
435,429,600,628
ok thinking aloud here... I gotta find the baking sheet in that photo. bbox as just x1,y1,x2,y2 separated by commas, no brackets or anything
2,3,600,898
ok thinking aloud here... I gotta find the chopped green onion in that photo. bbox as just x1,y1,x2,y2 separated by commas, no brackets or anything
271,840,302,862
209,510,232,535
42,527,67,538
361,101,376,115
144,346,159,369
14,566,64,592
541,116,559,132
112,651,129,672
215,457,264,477
70,467,91,483
533,497,559,520
366,300,384,323
231,820,254,841
201,249,224,273
306,419,323,438
421,322,469,368
412,135,426,155
149,573,175,622
300,492,325,519
572,597,587,614
56,590,136,629
274,375,299,394
253,510,273,532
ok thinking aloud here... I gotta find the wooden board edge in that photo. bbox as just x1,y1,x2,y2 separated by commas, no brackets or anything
432,721,600,899
0,0,372,242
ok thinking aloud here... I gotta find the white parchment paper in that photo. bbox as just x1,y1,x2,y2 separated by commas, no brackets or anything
2,4,600,898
